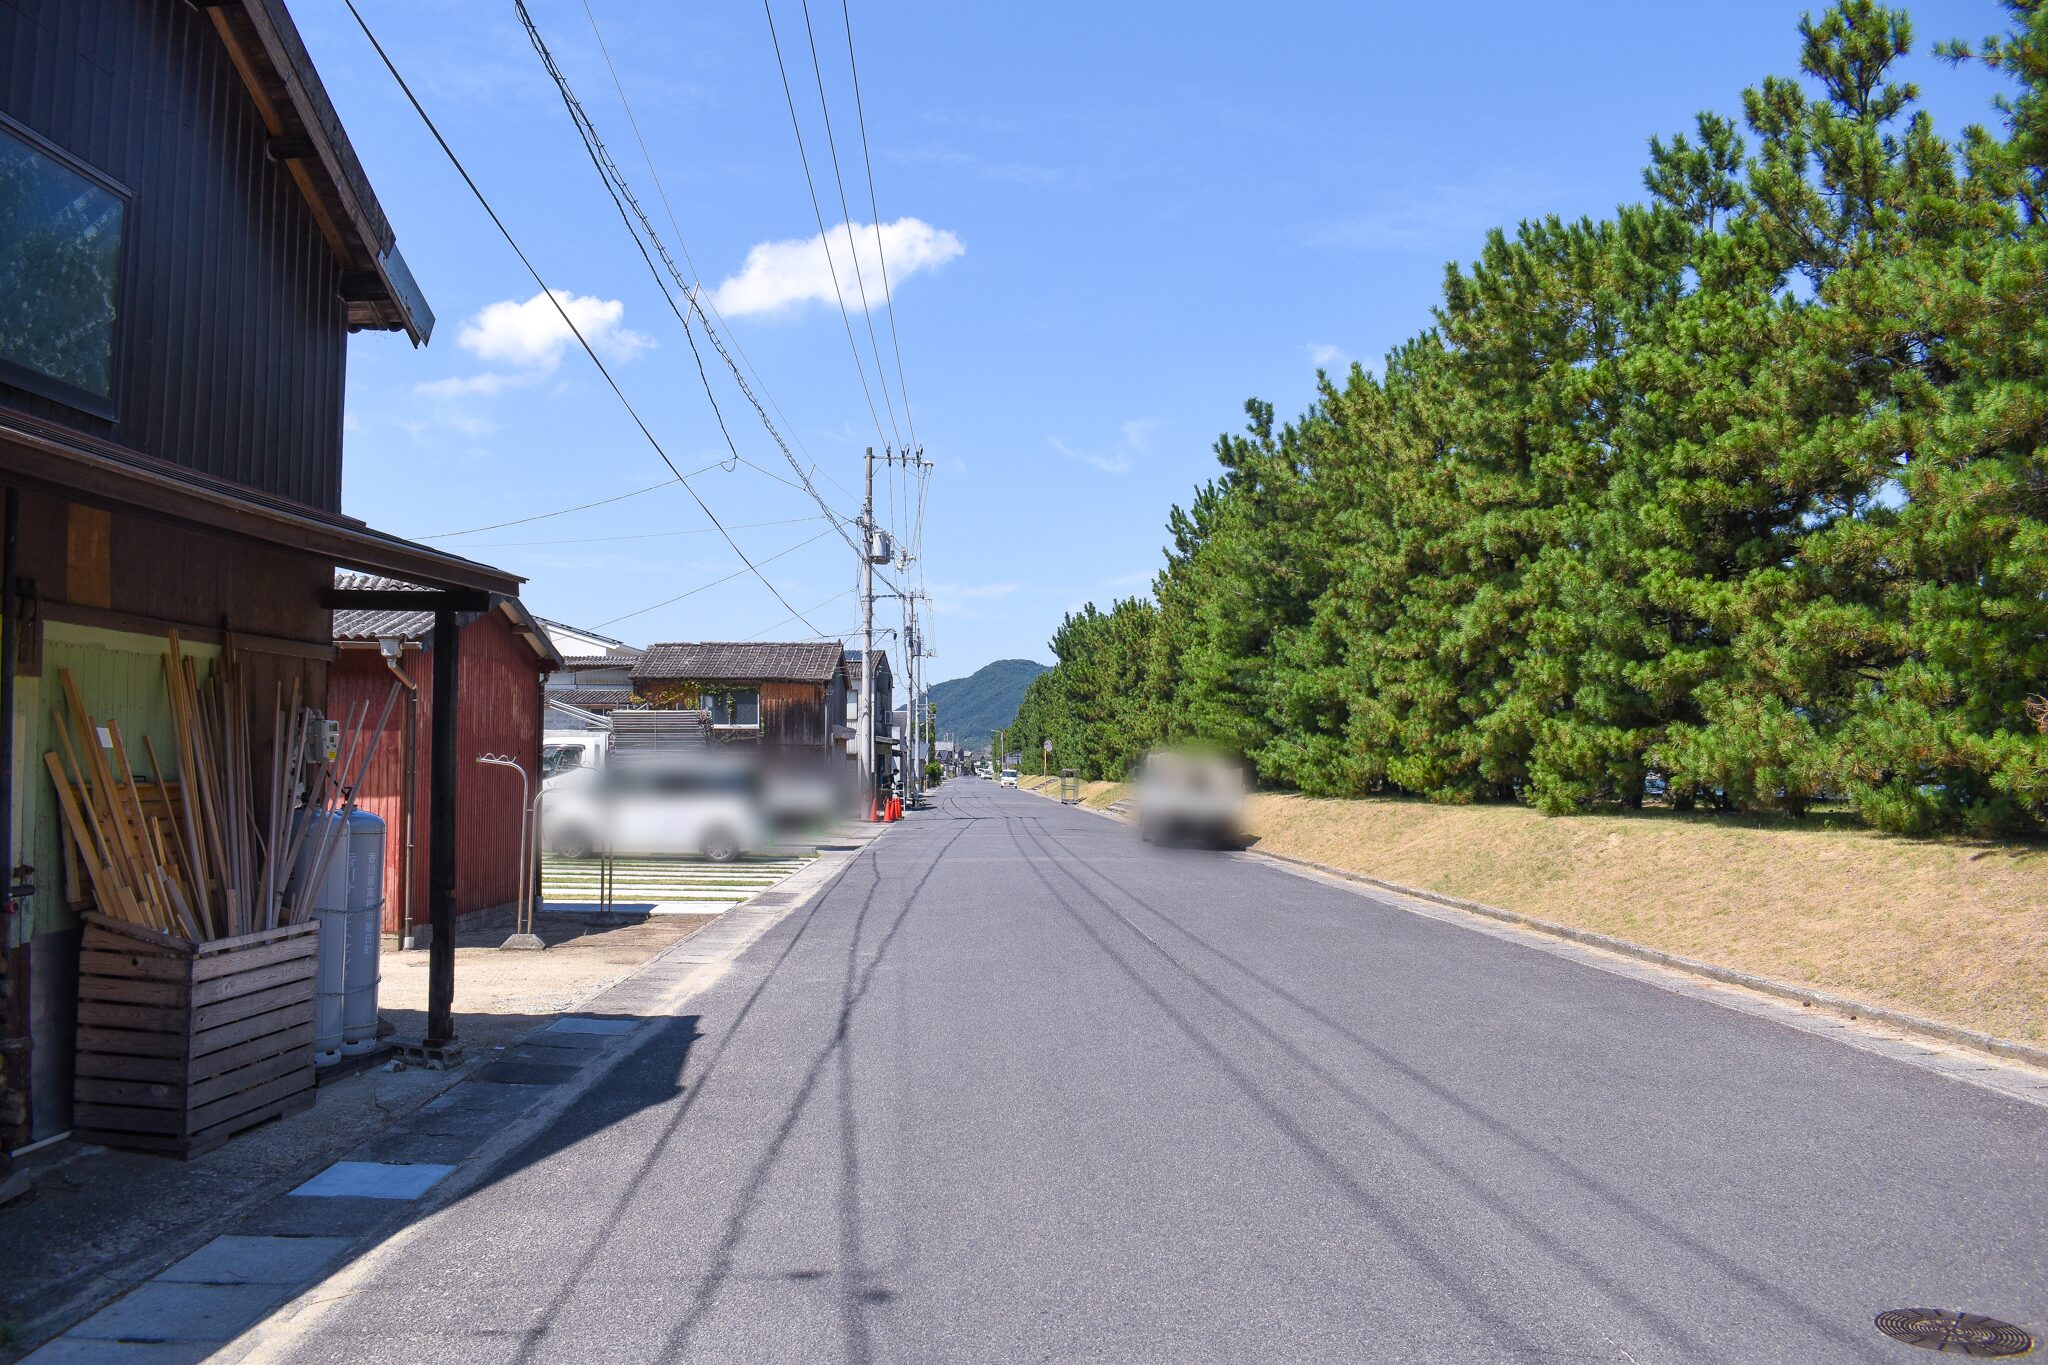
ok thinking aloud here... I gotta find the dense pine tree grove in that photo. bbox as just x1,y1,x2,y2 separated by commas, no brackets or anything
1011,1,2048,835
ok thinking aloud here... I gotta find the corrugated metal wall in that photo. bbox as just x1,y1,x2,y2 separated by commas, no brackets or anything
0,0,347,509
329,613,542,934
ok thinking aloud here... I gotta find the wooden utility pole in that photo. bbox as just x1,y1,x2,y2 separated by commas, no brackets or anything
426,606,460,1047
859,447,878,815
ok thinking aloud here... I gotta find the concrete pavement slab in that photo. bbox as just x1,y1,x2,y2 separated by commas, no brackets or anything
470,1060,583,1086
289,1162,455,1201
224,1195,399,1239
154,1236,352,1286
57,1280,292,1343
547,1016,639,1035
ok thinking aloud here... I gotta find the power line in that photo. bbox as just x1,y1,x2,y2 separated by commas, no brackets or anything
443,513,824,550
795,0,900,447
759,0,890,447
515,6,754,489
595,527,836,628
581,0,863,513
528,0,863,558
341,0,825,635
838,0,919,451
746,588,854,639
579,0,814,467
416,473,685,540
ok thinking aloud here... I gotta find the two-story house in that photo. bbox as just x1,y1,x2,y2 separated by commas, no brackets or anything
0,0,519,1147
628,642,893,786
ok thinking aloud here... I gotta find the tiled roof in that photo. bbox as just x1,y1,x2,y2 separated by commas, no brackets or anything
331,572,437,642
557,655,626,670
332,573,563,673
552,687,632,710
840,648,891,683
632,642,843,684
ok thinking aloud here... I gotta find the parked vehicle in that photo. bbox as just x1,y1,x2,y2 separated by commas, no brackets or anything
542,729,610,780
1134,749,1244,848
540,755,767,862
1000,768,1019,788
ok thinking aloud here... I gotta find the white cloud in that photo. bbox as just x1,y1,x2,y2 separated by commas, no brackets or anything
928,581,1019,619
887,147,1065,187
710,218,964,318
1307,342,1352,370
413,371,536,399
396,411,496,442
1308,172,1553,252
1050,419,1163,477
1120,418,1165,452
1048,436,1129,476
456,290,655,370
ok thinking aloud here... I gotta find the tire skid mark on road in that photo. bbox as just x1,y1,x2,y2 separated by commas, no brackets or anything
502,838,901,1365
646,817,974,1365
993,815,1554,1361
1022,816,1877,1361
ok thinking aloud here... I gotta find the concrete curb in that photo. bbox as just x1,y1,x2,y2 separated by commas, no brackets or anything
1251,847,2048,1073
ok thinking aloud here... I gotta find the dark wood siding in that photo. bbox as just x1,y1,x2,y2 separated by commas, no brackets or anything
761,681,826,749
1,0,347,509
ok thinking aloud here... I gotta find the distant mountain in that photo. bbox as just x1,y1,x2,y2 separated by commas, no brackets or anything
929,659,1048,750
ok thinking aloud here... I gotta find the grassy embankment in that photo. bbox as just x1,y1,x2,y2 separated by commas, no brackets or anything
1014,776,2048,1044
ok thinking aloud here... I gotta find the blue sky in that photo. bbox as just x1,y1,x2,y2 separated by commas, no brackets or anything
308,0,2013,680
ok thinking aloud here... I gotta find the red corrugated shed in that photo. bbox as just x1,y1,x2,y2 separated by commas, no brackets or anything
328,602,552,935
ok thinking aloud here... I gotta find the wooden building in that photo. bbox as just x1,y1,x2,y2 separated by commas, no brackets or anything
0,0,518,1148
628,643,894,797
630,642,852,750
330,576,560,943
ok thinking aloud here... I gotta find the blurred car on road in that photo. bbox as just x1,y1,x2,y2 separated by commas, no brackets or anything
1135,749,1244,848
540,754,768,862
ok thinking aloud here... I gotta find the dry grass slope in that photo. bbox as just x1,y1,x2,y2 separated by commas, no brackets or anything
1249,795,2048,1045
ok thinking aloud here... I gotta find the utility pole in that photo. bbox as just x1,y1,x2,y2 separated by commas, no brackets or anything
859,446,877,817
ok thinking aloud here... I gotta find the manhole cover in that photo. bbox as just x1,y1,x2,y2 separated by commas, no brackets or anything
1875,1309,2034,1356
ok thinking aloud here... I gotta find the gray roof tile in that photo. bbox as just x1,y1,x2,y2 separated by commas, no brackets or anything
632,641,844,684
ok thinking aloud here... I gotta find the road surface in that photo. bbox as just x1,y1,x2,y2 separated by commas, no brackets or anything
262,782,2048,1363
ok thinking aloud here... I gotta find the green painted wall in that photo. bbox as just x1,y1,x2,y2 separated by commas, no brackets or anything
13,623,219,944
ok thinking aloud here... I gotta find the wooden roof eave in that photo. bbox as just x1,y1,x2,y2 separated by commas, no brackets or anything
0,412,519,596
201,0,433,344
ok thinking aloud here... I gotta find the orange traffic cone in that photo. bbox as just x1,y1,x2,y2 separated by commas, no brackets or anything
869,797,881,822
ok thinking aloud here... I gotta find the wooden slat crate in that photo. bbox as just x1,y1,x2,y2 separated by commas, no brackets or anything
72,912,318,1157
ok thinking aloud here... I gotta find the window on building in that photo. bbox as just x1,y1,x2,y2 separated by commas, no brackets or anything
0,118,128,415
708,688,760,727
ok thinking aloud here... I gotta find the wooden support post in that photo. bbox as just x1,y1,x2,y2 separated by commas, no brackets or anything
426,607,460,1046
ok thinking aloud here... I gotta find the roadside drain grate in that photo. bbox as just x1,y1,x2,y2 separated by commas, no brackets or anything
1875,1309,2034,1356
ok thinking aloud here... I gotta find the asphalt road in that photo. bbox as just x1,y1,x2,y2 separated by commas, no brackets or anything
265,783,2048,1364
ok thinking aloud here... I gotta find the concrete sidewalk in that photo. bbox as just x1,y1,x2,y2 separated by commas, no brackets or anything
1,829,877,1362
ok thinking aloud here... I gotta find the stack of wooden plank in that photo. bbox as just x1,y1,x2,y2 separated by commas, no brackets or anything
72,912,318,1157
46,633,399,939
44,633,401,1155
